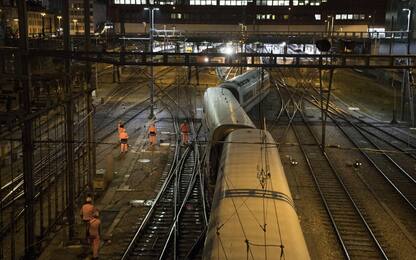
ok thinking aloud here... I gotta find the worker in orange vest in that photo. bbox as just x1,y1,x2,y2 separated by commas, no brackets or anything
80,196,97,240
89,211,101,260
118,121,125,136
148,123,157,146
119,127,129,153
180,121,190,145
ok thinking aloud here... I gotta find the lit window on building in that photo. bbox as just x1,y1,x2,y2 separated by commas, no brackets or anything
114,0,148,4
171,13,183,19
190,0,217,5
335,13,366,20
257,0,289,6
293,0,322,6
256,14,276,20
219,0,248,6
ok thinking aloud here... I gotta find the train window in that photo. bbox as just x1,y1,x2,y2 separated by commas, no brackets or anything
243,90,254,102
236,78,250,87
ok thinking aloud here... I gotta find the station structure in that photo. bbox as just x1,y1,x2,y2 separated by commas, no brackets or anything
1,0,416,259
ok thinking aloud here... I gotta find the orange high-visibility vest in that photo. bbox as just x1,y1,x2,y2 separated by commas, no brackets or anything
180,123,189,133
149,125,156,134
80,203,95,221
118,124,124,135
119,130,128,139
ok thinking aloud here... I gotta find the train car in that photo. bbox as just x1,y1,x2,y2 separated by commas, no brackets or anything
220,68,270,111
203,128,310,260
203,87,255,181
203,87,255,143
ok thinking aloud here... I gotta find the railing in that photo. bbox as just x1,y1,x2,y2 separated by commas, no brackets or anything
2,47,416,69
169,30,412,40
23,49,416,69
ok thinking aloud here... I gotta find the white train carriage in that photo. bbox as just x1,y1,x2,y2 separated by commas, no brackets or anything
203,87,255,181
220,68,270,111
203,87,255,143
203,129,311,260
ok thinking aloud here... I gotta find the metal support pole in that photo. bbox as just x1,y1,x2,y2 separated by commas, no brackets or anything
42,15,45,37
319,69,324,149
17,1,35,258
196,66,199,85
407,8,413,55
391,78,397,124
401,70,407,121
84,0,95,191
389,16,394,55
321,68,334,151
148,9,155,119
63,0,76,240
120,13,126,66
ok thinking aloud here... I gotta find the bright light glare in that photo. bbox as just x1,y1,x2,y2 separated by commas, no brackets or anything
221,46,234,55
204,57,209,62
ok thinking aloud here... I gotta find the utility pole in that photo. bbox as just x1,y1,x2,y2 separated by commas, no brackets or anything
17,1,35,258
145,8,159,119
63,0,76,240
149,8,155,119
84,0,95,191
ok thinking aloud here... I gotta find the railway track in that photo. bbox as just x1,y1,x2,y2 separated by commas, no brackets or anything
263,70,416,258
0,139,85,238
296,90,416,213
160,143,207,259
121,143,205,259
95,67,191,143
94,67,174,128
327,110,416,208
121,84,207,259
275,85,389,259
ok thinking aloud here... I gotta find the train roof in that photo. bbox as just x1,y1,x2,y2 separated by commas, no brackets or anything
203,128,310,260
203,87,255,144
222,68,266,89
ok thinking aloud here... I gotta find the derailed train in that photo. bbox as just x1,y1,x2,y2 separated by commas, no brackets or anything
202,69,310,259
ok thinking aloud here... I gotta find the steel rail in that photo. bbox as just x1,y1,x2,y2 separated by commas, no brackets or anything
305,91,416,182
298,92,416,212
95,67,196,143
309,87,416,152
120,96,182,259
158,146,197,259
277,84,388,259
159,121,207,259
1,138,85,210
120,146,189,260
323,107,416,211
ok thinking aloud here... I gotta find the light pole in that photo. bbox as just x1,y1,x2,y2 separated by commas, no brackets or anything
73,19,78,35
57,15,62,35
403,8,412,32
41,12,46,37
144,7,159,119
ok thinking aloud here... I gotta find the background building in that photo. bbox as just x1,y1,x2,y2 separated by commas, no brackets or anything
0,0,56,38
68,0,94,34
108,0,388,34
0,0,94,37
